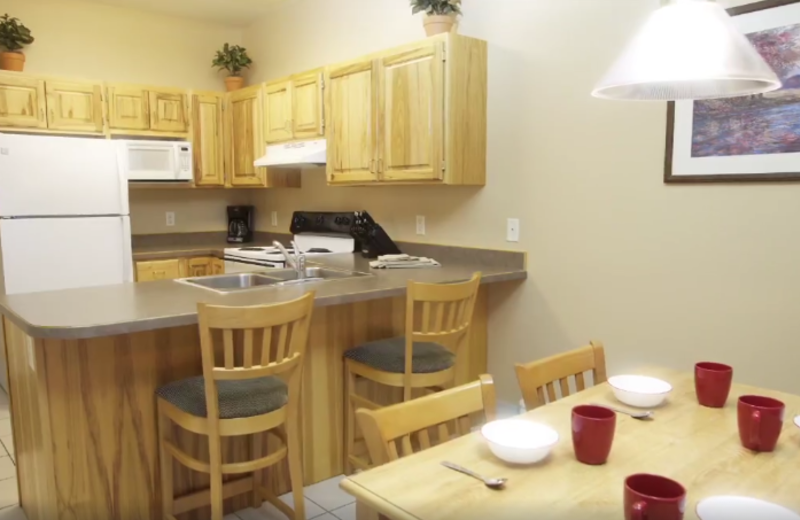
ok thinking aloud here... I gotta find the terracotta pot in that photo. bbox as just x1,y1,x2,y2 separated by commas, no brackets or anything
225,76,245,92
0,52,25,72
423,14,456,37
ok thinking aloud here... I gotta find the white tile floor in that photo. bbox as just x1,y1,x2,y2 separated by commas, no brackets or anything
0,387,355,520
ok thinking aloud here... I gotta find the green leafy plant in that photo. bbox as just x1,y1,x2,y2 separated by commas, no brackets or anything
0,14,34,53
410,0,462,15
212,43,252,77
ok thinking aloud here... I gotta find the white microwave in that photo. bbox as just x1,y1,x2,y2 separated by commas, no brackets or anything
118,140,193,182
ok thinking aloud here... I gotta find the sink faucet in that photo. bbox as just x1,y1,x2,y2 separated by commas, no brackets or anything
273,241,307,279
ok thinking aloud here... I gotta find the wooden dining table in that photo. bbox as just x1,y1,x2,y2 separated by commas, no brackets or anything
340,366,800,520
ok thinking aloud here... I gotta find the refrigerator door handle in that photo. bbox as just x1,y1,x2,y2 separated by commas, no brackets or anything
121,217,134,283
116,142,130,215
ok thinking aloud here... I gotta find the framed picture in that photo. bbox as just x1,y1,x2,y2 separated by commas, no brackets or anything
665,0,800,183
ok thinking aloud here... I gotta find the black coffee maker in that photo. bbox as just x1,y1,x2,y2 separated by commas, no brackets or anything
227,206,254,244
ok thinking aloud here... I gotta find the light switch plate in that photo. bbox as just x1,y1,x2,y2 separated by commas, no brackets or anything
507,218,520,242
166,212,176,227
416,216,426,235
271,211,278,227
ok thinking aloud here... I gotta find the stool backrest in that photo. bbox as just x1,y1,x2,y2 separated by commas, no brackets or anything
406,272,482,357
197,292,315,419
515,341,607,411
357,375,496,466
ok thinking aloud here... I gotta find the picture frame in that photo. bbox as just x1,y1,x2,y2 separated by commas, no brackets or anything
665,0,800,183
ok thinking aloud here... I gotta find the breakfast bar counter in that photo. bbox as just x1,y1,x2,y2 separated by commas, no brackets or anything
0,249,525,520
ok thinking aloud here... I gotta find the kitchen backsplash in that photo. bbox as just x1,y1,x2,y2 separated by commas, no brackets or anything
129,189,252,235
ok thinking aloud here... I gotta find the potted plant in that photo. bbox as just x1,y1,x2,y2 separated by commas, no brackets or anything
0,14,34,72
212,43,253,92
411,0,461,37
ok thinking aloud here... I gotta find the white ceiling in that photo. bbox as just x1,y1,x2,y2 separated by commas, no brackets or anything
83,0,289,27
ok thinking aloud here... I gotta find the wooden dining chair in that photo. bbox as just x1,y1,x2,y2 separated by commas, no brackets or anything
515,341,607,411
344,273,482,472
156,293,315,520
356,375,497,466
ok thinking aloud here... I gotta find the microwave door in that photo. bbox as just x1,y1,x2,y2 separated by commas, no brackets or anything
125,143,177,181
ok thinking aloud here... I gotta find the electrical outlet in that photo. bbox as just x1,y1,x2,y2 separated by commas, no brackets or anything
507,218,520,242
271,211,278,227
166,212,176,227
416,215,426,235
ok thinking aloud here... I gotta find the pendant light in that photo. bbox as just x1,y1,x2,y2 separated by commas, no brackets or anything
592,0,781,101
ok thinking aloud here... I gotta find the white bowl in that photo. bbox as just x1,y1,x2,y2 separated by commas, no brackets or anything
480,419,559,464
697,496,800,520
608,375,672,408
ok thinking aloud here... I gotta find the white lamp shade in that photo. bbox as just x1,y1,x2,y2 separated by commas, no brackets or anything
593,0,782,101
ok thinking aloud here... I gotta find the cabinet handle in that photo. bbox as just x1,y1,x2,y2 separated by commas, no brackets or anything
39,108,45,121
369,159,375,174
378,158,383,173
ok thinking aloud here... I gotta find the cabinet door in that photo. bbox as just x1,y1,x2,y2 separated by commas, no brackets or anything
264,80,293,143
136,259,182,282
292,71,324,140
377,42,445,182
192,93,225,186
149,90,188,133
0,75,46,129
228,85,266,187
188,257,211,277
325,59,378,184
108,85,149,131
211,258,225,275
44,80,104,133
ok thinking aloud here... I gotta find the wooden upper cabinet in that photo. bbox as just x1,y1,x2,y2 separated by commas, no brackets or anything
149,90,188,133
108,85,149,131
228,85,266,187
292,70,324,139
325,58,378,184
44,80,104,133
264,79,293,143
0,75,47,129
191,92,225,186
377,42,444,182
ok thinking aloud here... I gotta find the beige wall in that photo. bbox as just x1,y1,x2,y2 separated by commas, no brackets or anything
128,190,252,235
3,0,242,89
244,0,800,400
4,0,246,233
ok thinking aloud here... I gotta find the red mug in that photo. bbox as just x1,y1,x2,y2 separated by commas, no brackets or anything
694,362,733,408
624,473,687,520
572,405,616,465
738,395,785,452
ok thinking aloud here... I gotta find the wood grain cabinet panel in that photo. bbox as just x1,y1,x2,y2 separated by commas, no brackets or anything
192,92,225,186
187,257,211,277
107,85,149,131
292,70,324,139
325,58,378,184
0,75,46,129
264,79,293,143
44,80,104,133
228,84,267,187
148,90,188,133
211,258,225,275
136,259,183,282
377,42,444,182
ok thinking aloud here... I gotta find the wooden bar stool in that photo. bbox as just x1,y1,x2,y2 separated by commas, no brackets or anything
344,273,481,472
515,340,607,411
156,293,315,520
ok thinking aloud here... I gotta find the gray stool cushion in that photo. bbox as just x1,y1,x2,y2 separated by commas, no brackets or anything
344,336,455,374
156,375,288,419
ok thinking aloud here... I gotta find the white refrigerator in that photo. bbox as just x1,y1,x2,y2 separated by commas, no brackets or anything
0,134,133,390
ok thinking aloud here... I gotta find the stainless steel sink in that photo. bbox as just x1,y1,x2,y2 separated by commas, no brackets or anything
175,267,371,293
176,273,279,293
263,267,370,283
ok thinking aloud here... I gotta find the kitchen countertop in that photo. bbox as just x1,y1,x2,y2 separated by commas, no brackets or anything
0,254,526,340
132,241,274,261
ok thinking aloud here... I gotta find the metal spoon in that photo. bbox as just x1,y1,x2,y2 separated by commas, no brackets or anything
441,461,507,489
594,404,654,420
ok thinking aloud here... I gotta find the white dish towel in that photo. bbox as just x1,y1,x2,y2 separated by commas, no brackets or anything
369,254,441,269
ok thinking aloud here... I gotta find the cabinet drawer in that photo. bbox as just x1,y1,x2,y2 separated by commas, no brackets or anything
136,259,183,282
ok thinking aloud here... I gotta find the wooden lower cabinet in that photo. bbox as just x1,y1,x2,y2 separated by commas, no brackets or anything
135,259,184,282
136,257,221,281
